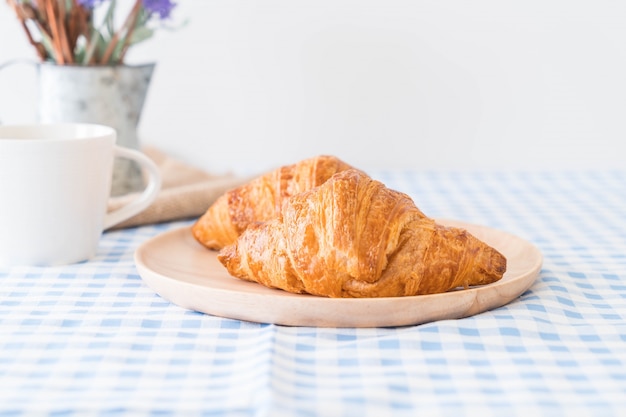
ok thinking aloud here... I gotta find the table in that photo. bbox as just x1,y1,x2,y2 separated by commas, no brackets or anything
1,170,625,416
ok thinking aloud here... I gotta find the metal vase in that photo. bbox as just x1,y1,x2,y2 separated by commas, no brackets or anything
37,63,155,196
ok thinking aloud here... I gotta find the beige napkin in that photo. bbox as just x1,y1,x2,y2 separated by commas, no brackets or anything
107,146,248,230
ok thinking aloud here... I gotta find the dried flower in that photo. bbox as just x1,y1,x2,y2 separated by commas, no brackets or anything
77,0,105,7
142,0,176,19
6,0,179,65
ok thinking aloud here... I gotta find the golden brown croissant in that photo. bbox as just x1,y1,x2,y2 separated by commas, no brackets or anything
192,155,358,250
218,169,507,298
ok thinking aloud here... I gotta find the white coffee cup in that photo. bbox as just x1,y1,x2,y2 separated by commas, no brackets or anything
0,123,161,267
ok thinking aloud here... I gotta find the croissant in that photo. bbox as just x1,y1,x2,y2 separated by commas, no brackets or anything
218,169,507,298
192,155,358,250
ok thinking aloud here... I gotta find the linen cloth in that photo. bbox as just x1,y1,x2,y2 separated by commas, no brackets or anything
107,146,247,229
1,170,625,417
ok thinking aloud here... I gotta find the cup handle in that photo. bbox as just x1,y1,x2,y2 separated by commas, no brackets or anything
103,146,162,230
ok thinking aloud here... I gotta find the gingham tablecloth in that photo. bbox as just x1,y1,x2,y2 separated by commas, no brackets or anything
1,170,625,417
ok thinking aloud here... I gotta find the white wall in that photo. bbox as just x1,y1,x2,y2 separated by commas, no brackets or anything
2,1,625,175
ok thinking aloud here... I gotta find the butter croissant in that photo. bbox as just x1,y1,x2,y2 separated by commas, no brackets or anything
192,155,357,250
218,169,507,298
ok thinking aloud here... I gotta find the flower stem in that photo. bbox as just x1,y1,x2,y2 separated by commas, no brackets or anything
6,0,48,60
56,0,75,63
100,0,143,64
43,0,66,63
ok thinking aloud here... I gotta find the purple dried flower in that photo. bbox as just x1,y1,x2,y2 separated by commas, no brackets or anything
142,0,176,20
77,0,105,8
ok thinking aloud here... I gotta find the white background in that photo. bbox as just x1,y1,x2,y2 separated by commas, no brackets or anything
1,1,625,175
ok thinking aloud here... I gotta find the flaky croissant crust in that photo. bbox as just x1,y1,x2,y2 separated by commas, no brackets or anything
192,155,358,250
218,169,507,298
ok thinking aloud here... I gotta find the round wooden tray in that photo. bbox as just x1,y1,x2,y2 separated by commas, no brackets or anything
135,220,542,327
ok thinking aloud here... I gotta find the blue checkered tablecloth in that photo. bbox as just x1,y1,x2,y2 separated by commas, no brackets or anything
1,170,625,417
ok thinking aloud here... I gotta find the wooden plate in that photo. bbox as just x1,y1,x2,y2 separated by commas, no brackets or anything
134,220,542,327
